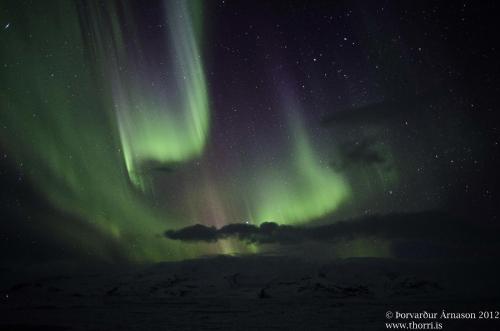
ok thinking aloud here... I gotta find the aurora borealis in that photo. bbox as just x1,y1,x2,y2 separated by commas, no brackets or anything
108,1,210,190
0,0,351,261
1,0,499,264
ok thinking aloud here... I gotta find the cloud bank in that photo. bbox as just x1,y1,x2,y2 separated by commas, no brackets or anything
164,211,498,245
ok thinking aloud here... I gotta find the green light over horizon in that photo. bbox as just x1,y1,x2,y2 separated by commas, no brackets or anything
248,109,350,225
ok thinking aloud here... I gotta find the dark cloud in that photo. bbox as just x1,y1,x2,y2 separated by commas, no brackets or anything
321,86,450,126
165,221,298,244
165,224,218,242
139,159,180,174
335,139,387,169
164,211,499,246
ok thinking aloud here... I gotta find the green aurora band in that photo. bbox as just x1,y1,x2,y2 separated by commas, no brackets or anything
108,1,209,190
248,109,350,224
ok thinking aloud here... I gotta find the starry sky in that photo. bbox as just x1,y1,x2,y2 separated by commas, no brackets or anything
0,0,499,263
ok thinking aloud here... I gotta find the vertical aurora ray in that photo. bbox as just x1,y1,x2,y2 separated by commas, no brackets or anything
250,112,350,225
229,88,351,225
101,0,210,190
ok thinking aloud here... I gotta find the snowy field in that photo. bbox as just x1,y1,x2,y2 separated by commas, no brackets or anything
1,256,500,330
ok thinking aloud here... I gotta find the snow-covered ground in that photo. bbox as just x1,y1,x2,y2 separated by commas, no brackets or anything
1,256,500,330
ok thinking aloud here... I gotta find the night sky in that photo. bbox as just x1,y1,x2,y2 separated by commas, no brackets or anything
1,0,499,264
